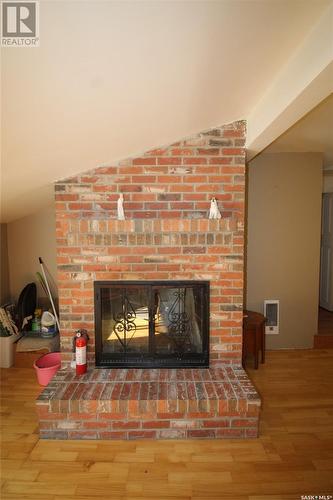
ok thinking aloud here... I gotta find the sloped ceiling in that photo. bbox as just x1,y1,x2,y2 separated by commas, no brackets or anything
1,0,331,222
262,93,333,167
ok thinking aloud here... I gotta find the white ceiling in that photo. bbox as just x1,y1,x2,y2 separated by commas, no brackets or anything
1,0,331,222
263,93,333,167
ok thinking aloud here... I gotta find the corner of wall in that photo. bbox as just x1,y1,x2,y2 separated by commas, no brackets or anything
7,205,58,302
0,223,11,304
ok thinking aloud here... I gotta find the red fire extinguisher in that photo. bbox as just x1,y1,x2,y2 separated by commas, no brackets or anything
74,330,89,375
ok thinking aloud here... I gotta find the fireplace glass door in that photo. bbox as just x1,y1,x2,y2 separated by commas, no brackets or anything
94,281,209,368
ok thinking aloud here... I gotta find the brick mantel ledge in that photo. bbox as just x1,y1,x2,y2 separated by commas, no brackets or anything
36,366,261,440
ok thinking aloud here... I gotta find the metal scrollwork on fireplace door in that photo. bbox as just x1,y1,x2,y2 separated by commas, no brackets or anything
112,290,136,350
167,288,191,351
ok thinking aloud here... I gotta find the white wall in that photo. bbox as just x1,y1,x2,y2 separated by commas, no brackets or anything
246,152,323,349
7,205,57,301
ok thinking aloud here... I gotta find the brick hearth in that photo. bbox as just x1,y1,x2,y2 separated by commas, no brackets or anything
36,366,261,440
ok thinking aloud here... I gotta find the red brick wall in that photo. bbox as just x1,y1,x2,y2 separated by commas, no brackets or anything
55,121,246,367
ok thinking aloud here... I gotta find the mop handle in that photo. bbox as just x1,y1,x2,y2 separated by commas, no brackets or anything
39,257,61,332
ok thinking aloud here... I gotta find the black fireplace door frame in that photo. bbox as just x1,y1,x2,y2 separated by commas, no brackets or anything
94,280,209,368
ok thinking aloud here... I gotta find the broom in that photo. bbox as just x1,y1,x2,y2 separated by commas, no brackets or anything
38,257,60,332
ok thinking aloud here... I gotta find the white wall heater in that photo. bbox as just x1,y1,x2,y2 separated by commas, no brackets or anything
264,300,279,334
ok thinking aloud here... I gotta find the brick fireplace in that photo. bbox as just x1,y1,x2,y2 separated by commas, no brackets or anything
36,120,261,439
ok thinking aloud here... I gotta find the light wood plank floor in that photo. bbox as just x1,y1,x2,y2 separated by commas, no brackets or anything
1,349,333,499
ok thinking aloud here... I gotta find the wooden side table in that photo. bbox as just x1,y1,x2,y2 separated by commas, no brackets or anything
242,310,266,369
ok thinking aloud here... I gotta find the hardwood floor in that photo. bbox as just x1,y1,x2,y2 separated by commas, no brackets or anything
1,349,333,499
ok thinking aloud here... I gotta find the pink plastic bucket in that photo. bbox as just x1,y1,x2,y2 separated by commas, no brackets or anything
33,352,61,386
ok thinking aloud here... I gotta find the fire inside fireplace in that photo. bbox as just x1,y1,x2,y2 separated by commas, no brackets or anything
94,281,209,368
